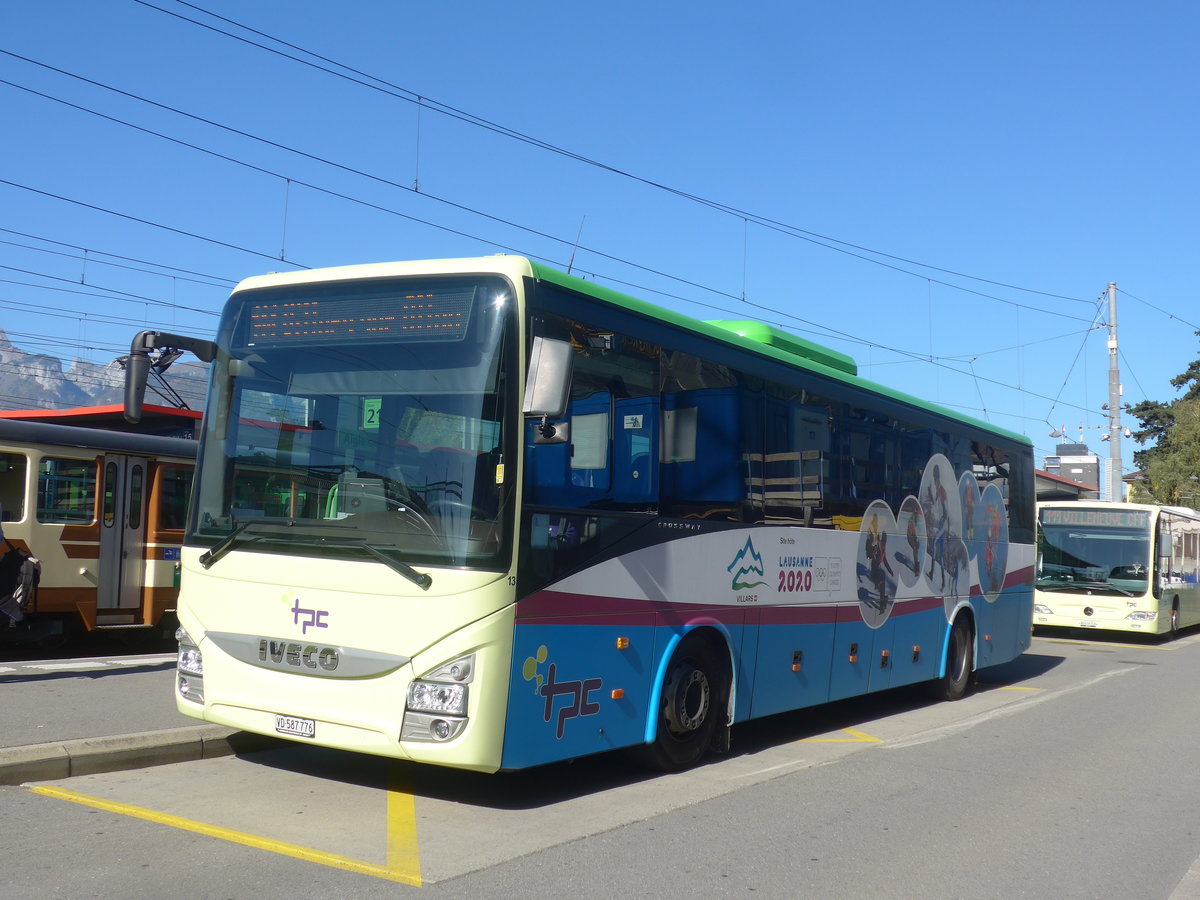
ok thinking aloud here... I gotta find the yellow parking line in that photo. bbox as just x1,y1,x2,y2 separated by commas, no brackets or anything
387,766,421,878
30,782,423,886
803,728,882,743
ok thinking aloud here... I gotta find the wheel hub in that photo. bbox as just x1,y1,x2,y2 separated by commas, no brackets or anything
666,666,710,733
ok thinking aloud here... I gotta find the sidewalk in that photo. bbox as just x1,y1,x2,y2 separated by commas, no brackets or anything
0,650,278,785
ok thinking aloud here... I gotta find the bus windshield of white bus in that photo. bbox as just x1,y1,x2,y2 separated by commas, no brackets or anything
1038,507,1152,596
189,275,516,572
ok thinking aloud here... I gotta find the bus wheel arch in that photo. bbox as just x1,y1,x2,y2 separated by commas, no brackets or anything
636,627,733,771
932,609,976,702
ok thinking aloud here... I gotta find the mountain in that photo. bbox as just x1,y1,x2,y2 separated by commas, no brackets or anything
0,330,208,412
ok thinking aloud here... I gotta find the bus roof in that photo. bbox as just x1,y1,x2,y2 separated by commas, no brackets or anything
529,261,1030,446
229,255,1030,447
1039,500,1200,522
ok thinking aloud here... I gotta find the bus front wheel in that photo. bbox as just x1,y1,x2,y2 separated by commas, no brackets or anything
637,634,727,771
933,615,975,701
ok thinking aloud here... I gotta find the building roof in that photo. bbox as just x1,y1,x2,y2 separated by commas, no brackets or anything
1036,468,1098,501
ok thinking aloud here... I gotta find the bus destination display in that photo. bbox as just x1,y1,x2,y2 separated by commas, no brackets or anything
247,290,474,345
1040,508,1150,529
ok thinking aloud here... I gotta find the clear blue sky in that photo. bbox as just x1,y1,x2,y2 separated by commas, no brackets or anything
2,1,1197,474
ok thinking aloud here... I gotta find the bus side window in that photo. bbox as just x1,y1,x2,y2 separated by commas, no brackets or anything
528,512,589,584
660,387,745,521
0,452,27,521
524,394,612,507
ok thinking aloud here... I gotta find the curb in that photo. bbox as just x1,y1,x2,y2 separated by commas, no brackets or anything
0,726,283,785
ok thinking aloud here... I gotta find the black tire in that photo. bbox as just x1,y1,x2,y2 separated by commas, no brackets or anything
636,633,727,771
933,614,975,701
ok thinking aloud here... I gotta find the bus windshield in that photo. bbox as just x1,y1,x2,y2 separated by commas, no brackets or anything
189,274,516,571
1038,507,1152,595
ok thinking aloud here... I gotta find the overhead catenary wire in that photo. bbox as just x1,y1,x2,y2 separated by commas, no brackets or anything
0,176,1106,419
0,57,1101,326
125,0,1102,307
1,49,1172,357
0,229,237,288
1043,298,1107,428
0,177,311,271
0,264,220,317
1117,286,1200,332
1,19,1187,430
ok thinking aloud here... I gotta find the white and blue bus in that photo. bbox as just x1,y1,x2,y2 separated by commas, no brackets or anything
124,255,1035,772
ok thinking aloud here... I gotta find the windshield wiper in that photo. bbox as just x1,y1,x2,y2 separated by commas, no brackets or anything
1037,580,1134,598
198,522,432,588
199,519,266,569
198,518,340,569
315,537,434,591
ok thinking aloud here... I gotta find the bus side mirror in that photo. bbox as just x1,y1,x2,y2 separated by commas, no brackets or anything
123,330,218,424
1157,532,1172,560
124,351,153,424
523,337,573,441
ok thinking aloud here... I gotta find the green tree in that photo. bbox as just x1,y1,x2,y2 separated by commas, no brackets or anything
1128,331,1200,505
1135,397,1200,505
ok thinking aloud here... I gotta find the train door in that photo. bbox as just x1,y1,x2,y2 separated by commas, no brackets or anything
97,455,148,612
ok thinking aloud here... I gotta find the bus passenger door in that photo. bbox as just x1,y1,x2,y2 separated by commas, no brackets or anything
97,455,148,613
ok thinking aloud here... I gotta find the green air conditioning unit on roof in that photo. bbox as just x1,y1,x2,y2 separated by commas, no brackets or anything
706,320,857,376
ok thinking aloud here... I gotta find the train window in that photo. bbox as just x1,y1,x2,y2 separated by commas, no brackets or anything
0,452,27,521
103,462,117,527
39,457,98,525
156,466,193,531
128,464,144,529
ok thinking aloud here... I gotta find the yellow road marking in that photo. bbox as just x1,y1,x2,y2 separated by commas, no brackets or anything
803,728,882,743
387,766,421,878
30,780,422,886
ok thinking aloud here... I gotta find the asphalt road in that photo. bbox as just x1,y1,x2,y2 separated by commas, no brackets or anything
6,630,1200,899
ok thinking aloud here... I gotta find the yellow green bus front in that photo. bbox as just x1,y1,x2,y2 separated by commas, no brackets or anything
1035,502,1200,635
174,548,516,772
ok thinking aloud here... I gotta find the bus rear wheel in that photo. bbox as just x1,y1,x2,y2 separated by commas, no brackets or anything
933,614,975,701
637,634,726,771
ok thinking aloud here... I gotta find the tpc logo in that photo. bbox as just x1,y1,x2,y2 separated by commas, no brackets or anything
291,597,329,634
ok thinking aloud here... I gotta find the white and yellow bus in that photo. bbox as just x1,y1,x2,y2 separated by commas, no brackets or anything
124,255,1036,773
1035,501,1200,636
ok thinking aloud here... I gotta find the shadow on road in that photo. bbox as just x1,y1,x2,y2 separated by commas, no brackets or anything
239,649,1062,813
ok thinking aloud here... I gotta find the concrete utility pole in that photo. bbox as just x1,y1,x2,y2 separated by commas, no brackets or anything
1107,281,1123,502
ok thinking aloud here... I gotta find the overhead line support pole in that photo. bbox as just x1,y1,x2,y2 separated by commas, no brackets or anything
1107,281,1123,502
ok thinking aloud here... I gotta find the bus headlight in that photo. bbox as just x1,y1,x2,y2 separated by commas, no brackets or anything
177,626,203,676
1033,604,1054,615
401,653,474,742
1125,611,1157,622
407,681,468,716
176,626,204,704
